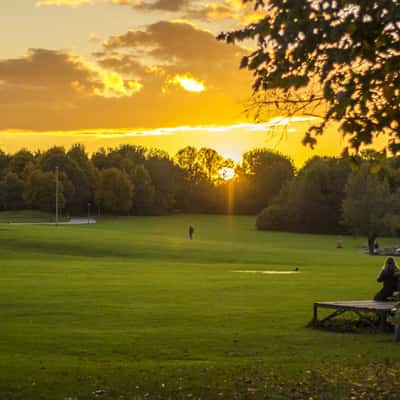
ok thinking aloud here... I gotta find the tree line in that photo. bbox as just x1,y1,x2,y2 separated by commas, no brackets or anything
0,144,294,217
256,151,400,253
0,144,399,252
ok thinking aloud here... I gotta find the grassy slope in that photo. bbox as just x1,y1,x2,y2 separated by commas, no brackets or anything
0,210,68,223
0,215,399,399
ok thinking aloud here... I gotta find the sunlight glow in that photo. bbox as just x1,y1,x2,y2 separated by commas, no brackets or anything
219,167,235,181
266,116,319,126
92,67,143,98
168,75,206,93
74,57,143,98
2,119,319,139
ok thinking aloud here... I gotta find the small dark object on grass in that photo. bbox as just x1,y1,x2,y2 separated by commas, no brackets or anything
294,267,299,272
188,225,194,240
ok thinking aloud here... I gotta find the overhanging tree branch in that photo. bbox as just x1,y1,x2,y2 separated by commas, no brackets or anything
219,0,400,153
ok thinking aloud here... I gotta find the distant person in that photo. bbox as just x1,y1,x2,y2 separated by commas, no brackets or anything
189,225,194,240
374,257,400,301
374,240,379,253
336,238,343,249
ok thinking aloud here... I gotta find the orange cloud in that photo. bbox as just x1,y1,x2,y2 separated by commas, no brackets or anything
36,0,97,6
0,49,142,100
166,74,206,93
35,0,180,8
185,0,264,23
35,0,262,24
82,59,144,97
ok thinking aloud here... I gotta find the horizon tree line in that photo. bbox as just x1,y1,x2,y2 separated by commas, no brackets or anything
0,144,399,250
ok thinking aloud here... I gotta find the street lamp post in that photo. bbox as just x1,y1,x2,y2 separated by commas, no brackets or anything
55,166,59,226
88,202,91,224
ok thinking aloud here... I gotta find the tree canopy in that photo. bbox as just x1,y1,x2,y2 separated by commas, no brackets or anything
343,165,400,253
95,168,134,213
256,156,351,233
219,0,400,153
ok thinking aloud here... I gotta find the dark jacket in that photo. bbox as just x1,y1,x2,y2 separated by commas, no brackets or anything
374,267,399,301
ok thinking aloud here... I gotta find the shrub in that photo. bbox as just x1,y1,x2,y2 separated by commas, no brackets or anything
256,205,288,231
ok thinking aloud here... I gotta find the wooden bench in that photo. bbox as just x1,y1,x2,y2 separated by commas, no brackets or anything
312,300,399,334
376,247,400,256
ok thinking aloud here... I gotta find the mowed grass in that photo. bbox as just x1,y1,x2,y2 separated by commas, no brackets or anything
0,210,68,223
0,214,399,399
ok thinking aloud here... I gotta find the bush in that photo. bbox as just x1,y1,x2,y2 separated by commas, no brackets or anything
256,205,288,231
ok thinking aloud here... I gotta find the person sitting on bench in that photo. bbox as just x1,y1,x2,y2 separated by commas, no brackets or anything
374,257,400,301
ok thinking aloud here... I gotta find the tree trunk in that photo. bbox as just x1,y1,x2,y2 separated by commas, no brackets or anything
368,235,377,255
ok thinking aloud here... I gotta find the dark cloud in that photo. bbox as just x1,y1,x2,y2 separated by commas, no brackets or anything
103,20,245,65
110,0,196,12
0,49,91,90
36,0,255,22
137,0,188,11
99,20,251,97
94,52,146,76
134,0,257,23
38,0,193,12
184,3,235,21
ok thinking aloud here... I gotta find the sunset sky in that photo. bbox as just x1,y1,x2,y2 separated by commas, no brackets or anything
1,0,354,165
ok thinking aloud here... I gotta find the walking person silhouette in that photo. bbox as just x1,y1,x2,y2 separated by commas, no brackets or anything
188,225,194,240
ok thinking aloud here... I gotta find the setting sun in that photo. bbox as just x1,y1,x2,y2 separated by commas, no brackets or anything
219,167,236,181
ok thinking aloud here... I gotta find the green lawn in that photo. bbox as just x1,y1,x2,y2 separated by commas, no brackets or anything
0,214,399,399
0,210,68,223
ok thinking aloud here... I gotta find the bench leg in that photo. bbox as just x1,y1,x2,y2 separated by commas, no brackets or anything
395,325,400,342
313,304,318,323
379,312,386,332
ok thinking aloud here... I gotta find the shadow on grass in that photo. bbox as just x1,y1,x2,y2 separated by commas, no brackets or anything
307,313,394,334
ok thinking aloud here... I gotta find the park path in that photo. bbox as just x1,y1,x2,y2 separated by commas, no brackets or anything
8,218,97,225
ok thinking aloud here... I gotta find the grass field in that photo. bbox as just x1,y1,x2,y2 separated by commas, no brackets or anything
0,210,68,223
0,214,399,399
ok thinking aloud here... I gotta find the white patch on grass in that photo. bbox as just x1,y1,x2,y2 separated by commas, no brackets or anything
232,270,300,275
